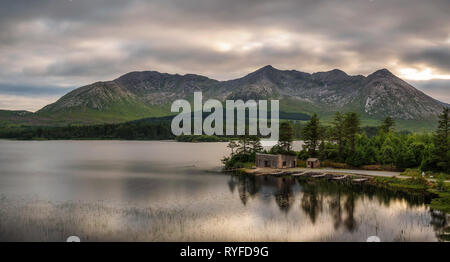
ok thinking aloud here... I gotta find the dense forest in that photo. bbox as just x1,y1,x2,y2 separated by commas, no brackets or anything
0,120,174,140
298,108,449,173
0,109,310,140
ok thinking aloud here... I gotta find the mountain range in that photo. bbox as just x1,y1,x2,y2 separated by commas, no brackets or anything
1,65,448,130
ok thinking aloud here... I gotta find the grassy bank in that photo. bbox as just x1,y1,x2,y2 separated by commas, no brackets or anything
371,174,450,213
318,160,402,172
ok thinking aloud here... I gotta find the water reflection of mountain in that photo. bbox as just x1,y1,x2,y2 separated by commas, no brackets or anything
227,175,447,236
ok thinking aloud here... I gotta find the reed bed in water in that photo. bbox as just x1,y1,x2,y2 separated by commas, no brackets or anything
0,194,441,242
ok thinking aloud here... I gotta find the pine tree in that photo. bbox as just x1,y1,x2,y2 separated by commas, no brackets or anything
293,121,303,139
344,112,360,153
380,116,395,133
249,136,263,154
332,112,346,160
381,138,395,167
278,121,294,152
302,114,321,157
237,134,251,155
433,107,449,172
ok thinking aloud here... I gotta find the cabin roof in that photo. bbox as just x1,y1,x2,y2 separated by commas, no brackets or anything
307,158,319,161
256,153,296,157
256,153,277,157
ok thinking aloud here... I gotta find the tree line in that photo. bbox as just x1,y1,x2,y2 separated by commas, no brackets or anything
222,108,449,173
2,106,448,173
299,108,449,173
0,121,174,140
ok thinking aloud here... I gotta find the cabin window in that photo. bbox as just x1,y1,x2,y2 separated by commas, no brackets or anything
282,161,286,166
264,160,270,167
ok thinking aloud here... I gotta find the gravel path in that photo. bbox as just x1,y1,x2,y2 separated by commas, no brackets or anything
294,168,402,177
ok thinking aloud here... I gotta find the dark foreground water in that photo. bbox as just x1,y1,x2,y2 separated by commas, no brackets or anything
0,140,447,241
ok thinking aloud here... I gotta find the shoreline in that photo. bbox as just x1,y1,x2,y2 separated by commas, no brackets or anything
238,167,450,182
240,167,403,178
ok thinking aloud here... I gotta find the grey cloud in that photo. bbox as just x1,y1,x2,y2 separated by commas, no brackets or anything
0,83,74,96
409,79,450,103
44,58,125,78
124,43,237,65
0,0,449,107
0,0,131,22
402,47,450,72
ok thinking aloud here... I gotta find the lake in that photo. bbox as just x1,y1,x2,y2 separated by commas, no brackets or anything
0,140,447,241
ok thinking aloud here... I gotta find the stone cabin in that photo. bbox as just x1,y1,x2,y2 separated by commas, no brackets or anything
255,153,297,169
306,158,320,168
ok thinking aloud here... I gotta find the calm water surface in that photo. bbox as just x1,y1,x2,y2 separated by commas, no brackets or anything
0,140,447,241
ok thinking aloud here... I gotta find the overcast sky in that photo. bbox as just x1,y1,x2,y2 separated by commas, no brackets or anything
0,0,449,111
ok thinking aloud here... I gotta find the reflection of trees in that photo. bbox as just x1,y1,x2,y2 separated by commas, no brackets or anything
343,193,357,232
365,185,430,210
228,175,261,206
239,190,250,205
300,185,323,224
328,190,356,231
329,191,343,229
430,210,447,229
227,178,236,193
227,175,437,237
273,178,296,213
299,180,355,228
229,175,297,209
430,210,450,241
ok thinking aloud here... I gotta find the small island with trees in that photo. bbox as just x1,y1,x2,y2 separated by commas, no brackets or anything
222,108,450,213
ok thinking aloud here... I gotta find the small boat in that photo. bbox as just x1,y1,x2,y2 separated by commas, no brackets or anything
332,175,348,180
352,178,369,183
269,171,285,176
311,173,327,178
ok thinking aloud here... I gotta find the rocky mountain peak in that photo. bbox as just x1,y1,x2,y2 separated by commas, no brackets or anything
36,66,447,122
236,65,282,85
368,68,395,79
257,64,276,71
312,69,349,82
